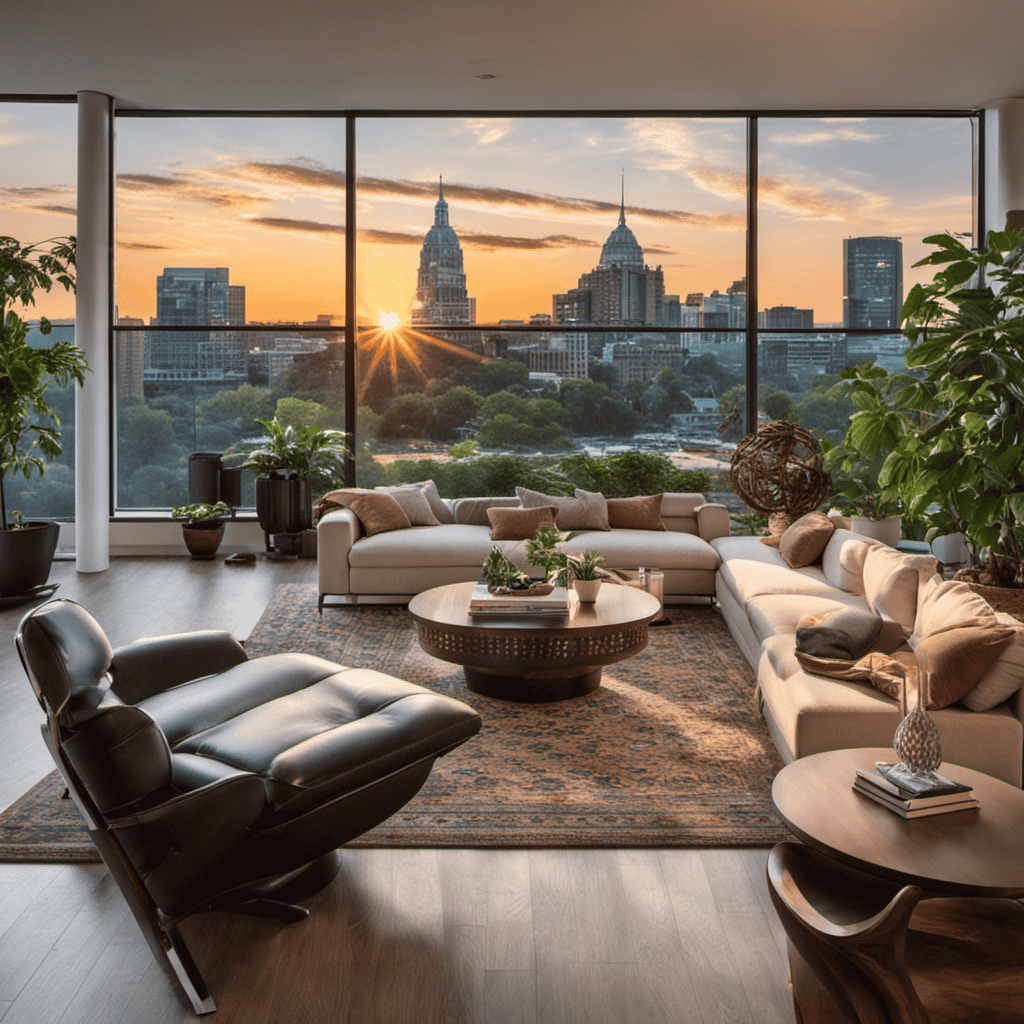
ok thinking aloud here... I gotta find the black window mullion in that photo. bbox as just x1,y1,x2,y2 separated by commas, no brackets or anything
745,116,759,436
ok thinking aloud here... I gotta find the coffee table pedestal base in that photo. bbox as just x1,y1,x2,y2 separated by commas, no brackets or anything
464,666,602,703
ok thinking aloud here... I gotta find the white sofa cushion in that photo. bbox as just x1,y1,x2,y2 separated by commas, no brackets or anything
746,592,870,645
757,634,1023,785
712,536,837,608
348,524,499,568
565,528,720,571
819,529,878,595
861,543,937,630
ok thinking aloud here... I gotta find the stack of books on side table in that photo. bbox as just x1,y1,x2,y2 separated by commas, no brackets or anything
469,582,570,618
853,763,978,819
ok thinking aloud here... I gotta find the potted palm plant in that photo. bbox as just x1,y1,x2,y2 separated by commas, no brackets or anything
0,235,87,597
226,417,349,553
169,501,233,560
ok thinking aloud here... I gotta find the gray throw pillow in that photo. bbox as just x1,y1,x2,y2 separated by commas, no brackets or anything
516,485,610,531
796,606,885,660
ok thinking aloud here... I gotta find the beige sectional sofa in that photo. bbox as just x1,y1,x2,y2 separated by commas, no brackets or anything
318,492,730,609
713,529,1024,786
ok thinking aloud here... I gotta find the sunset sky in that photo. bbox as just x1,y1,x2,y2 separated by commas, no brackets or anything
2,104,974,325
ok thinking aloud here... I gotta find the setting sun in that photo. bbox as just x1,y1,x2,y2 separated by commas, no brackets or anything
378,309,402,330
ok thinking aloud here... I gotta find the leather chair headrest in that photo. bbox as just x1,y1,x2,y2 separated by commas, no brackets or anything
17,599,115,723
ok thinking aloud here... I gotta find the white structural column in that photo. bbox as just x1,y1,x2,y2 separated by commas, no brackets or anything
994,98,1024,229
75,91,112,573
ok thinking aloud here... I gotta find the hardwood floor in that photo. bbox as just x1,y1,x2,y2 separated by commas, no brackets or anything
0,558,794,1023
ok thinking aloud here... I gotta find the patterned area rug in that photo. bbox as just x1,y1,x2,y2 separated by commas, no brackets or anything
0,584,788,860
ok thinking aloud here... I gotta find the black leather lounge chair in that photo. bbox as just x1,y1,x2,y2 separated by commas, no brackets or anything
16,598,482,1015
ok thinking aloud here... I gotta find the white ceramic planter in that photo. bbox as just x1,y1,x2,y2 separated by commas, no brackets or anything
573,579,602,603
850,514,902,548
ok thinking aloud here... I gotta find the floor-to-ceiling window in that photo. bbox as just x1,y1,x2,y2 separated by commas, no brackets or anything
0,99,79,520
353,116,748,498
2,103,976,516
113,114,345,509
756,114,978,528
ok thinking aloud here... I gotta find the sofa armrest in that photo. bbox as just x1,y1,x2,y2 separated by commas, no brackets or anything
318,507,359,596
109,632,249,705
696,502,731,542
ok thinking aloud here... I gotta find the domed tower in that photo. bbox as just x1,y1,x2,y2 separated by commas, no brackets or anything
598,183,645,271
412,177,472,325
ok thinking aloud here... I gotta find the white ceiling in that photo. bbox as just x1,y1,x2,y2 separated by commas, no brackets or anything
2,0,1023,112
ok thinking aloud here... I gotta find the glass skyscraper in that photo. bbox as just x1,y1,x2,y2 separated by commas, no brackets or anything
843,236,903,329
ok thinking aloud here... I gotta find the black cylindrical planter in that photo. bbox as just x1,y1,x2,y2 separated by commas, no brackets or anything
188,453,222,504
219,466,243,508
255,475,313,535
0,521,60,595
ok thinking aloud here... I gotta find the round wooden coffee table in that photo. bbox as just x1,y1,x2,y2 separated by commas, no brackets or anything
408,581,660,702
772,747,1024,898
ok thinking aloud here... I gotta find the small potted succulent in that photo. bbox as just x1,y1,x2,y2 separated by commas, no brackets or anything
567,550,605,603
169,501,232,560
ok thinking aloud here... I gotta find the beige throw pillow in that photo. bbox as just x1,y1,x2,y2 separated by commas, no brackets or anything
373,485,440,526
606,494,666,531
487,504,559,540
779,512,836,568
345,492,412,536
378,479,454,524
962,618,1024,711
515,485,610,531
861,544,937,630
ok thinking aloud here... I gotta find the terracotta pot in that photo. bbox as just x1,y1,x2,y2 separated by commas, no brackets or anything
181,523,224,560
850,514,902,548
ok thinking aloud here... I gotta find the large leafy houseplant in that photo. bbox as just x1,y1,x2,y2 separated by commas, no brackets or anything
227,417,350,544
0,235,87,533
228,417,349,494
846,229,1024,587
823,362,911,521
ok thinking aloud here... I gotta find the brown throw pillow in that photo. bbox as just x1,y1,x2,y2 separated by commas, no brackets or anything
606,494,666,531
779,512,835,568
373,485,440,526
487,505,559,540
345,492,411,536
914,625,1015,709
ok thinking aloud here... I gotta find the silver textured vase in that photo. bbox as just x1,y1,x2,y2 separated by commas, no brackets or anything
893,669,942,774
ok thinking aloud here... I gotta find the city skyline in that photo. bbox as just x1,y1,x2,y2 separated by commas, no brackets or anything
2,106,974,324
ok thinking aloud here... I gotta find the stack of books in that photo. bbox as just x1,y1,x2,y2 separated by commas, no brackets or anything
853,763,978,818
468,582,569,618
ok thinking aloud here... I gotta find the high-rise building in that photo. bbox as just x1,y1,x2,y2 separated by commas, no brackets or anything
553,190,665,327
146,267,247,389
758,305,814,329
412,178,473,325
843,236,903,329
115,315,146,401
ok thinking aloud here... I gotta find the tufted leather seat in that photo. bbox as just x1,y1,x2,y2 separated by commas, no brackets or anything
16,598,481,1015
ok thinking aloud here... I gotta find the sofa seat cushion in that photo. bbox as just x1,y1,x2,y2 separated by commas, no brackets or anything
348,524,498,568
746,592,871,645
563,528,720,571
168,665,480,819
712,536,837,608
757,634,1024,785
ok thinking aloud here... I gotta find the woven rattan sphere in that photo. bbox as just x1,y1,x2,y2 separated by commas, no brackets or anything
730,421,831,517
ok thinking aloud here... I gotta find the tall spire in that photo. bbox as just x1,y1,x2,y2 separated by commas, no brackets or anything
434,174,449,227
619,169,626,226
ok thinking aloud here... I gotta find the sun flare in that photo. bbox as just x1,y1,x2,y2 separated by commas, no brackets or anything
377,309,402,330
